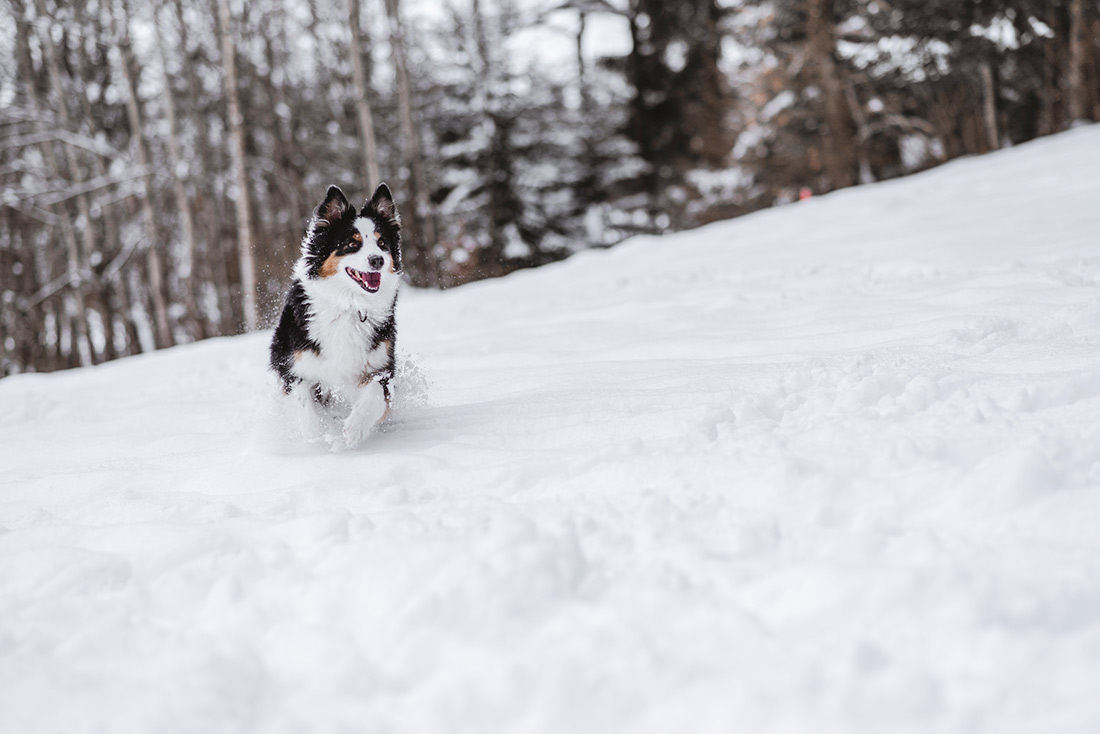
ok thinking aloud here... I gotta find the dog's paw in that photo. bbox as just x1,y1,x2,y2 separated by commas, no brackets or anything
343,382,388,446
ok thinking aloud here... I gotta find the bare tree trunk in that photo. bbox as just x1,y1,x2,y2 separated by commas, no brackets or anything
1092,14,1100,120
70,0,130,361
216,0,259,331
576,11,589,114
574,10,600,213
0,213,20,374
31,0,95,366
624,0,658,219
1040,2,1059,136
265,17,305,250
383,0,437,283
843,84,874,183
174,0,232,336
1066,0,1087,124
11,228,41,372
348,0,381,191
306,0,325,79
13,0,70,368
979,61,1000,150
113,0,173,348
468,0,519,276
806,0,856,190
153,5,202,341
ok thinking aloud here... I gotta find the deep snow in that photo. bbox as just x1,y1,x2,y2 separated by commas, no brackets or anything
2,126,1100,733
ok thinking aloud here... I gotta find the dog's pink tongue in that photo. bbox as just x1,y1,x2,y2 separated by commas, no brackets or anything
367,272,381,289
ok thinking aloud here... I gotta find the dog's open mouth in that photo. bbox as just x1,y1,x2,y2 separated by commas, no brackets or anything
346,267,381,293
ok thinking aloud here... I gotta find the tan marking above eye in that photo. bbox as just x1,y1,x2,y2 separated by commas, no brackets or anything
352,231,363,242
373,231,382,241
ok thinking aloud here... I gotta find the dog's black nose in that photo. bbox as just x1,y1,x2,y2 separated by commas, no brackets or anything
368,255,384,270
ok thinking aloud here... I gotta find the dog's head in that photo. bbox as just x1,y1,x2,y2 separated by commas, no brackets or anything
297,183,402,302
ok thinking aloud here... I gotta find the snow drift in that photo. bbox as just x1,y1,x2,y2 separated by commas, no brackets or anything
2,126,1100,733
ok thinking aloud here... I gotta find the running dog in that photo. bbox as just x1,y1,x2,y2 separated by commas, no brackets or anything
270,183,401,445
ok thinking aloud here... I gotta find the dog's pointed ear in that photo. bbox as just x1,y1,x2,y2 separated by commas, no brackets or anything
315,185,351,229
368,182,400,226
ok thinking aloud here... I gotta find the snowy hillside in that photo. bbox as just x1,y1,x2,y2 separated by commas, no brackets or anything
3,126,1100,734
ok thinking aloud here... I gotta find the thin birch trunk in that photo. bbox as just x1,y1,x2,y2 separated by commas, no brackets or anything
65,0,117,360
576,12,588,112
175,0,233,335
348,0,381,191
113,0,173,348
73,0,137,359
574,9,605,241
216,0,259,331
1040,1,1058,136
979,61,1000,151
31,0,94,366
267,18,305,244
624,0,658,219
13,0,72,361
575,11,598,204
843,84,874,183
806,0,856,190
1066,0,1087,124
153,4,203,340
383,0,437,283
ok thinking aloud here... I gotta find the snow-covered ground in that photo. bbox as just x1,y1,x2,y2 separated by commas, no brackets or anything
3,126,1100,733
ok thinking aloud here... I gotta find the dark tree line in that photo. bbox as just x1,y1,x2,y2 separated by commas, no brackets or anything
737,0,1100,206
2,0,1098,375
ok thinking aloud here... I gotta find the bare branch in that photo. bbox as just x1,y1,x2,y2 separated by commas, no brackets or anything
0,128,125,160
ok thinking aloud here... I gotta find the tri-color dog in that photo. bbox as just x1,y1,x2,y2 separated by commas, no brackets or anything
270,183,401,445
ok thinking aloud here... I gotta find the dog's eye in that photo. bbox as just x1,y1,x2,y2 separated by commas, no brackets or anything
377,240,389,252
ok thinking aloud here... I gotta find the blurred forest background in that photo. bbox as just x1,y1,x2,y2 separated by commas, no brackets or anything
1,0,1098,375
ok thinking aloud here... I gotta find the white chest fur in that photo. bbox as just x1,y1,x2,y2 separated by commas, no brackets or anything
291,278,393,391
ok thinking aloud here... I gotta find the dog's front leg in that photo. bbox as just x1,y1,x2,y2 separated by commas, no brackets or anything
288,380,324,438
343,377,389,446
